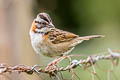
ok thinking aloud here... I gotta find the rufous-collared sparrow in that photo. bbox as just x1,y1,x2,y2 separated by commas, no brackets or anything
29,13,103,57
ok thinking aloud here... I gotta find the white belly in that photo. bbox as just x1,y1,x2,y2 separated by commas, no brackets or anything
30,32,41,53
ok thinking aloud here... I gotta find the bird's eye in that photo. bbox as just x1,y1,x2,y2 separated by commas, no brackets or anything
41,22,47,25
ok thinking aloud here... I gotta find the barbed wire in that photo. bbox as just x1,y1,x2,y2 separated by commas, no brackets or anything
0,48,120,80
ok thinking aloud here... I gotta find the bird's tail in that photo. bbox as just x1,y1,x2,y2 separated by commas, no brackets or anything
70,35,104,47
78,35,104,40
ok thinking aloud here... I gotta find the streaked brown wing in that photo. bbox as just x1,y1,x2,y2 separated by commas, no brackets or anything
48,28,78,44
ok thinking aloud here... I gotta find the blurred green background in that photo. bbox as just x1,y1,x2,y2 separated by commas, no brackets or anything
0,0,120,80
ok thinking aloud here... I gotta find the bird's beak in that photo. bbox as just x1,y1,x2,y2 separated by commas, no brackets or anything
49,22,55,28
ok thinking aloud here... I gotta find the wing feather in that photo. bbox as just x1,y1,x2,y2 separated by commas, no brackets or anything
48,28,78,44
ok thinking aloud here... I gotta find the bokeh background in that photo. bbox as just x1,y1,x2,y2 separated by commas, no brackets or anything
0,0,120,80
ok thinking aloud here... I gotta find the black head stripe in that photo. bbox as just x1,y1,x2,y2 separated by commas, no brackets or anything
39,15,50,23
47,15,52,22
35,21,41,24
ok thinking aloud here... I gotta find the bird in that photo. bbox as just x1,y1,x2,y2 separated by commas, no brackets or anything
29,12,104,57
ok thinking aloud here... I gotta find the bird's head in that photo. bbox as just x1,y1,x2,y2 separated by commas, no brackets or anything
31,13,54,34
